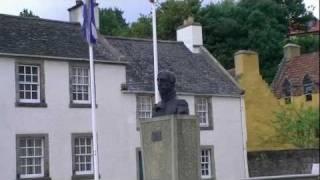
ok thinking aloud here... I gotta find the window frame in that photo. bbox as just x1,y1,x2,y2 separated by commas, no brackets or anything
15,60,47,107
71,133,94,180
16,134,50,180
136,94,154,131
136,95,154,120
200,146,216,180
303,75,313,102
69,63,92,108
282,79,292,104
195,96,213,130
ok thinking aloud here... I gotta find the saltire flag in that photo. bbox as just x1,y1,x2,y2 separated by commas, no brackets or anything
82,0,97,44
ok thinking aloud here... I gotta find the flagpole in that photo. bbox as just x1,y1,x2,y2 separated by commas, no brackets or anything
89,44,100,180
152,0,160,103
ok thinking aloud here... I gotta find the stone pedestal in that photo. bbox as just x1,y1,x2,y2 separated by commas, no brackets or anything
140,115,200,180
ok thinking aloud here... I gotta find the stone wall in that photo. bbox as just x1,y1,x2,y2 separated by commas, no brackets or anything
242,174,319,180
248,149,319,177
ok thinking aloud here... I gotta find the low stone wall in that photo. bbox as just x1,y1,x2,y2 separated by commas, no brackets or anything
248,149,319,177
242,174,319,180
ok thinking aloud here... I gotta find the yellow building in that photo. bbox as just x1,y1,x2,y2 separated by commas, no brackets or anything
231,44,319,151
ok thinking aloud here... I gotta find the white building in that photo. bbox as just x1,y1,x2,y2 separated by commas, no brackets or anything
0,2,248,180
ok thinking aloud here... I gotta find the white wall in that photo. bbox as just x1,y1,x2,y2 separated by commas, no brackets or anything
0,57,246,180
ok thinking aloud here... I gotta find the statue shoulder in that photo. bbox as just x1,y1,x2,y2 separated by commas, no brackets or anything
176,99,189,114
176,99,188,106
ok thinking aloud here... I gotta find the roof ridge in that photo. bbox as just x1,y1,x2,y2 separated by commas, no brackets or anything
105,35,183,44
0,13,79,26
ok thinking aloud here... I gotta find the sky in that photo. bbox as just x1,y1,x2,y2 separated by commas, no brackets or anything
0,0,318,23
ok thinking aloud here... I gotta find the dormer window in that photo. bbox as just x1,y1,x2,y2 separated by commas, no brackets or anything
282,79,292,104
303,75,313,101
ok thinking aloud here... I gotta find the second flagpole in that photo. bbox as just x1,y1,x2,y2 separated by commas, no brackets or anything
152,0,160,103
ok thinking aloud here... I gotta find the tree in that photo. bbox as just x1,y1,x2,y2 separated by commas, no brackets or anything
19,9,39,18
273,106,319,148
128,15,152,38
122,0,200,40
156,0,201,40
274,0,314,31
199,0,314,83
99,8,129,36
199,0,288,82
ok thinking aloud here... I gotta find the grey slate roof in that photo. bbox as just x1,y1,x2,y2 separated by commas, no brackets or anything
0,14,123,62
0,14,241,96
107,37,242,95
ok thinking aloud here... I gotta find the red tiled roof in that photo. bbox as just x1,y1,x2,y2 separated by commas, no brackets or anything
289,20,320,36
272,52,319,98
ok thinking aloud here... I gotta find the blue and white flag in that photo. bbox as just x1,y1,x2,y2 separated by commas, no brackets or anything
82,0,97,44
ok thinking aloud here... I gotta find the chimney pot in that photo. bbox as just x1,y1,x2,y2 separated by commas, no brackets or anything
177,17,203,53
283,43,301,60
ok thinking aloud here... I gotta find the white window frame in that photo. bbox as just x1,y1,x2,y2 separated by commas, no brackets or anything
196,97,209,127
74,136,94,175
200,148,212,179
18,64,40,103
137,95,153,119
71,66,90,104
18,137,45,179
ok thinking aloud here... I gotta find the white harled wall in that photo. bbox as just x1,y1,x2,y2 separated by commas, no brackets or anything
0,57,246,180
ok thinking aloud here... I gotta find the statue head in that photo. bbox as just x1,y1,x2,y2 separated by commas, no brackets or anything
157,71,176,101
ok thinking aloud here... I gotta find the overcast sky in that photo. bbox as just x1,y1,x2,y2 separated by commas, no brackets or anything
0,0,318,23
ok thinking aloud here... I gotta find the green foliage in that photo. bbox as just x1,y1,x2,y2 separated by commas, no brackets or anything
19,9,39,18
199,0,287,82
156,0,201,40
273,106,319,148
127,15,152,38
288,35,319,53
99,8,129,36
274,0,314,31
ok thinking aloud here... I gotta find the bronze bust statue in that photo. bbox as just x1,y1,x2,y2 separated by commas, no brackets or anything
152,71,189,117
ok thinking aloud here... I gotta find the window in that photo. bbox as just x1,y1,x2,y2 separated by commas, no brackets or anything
18,64,40,103
16,62,46,107
70,65,90,105
195,97,213,130
16,134,49,179
303,75,313,101
200,147,215,180
72,134,93,176
282,79,292,104
137,95,153,120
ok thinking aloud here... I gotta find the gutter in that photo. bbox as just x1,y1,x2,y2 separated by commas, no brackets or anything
241,174,319,180
0,52,128,65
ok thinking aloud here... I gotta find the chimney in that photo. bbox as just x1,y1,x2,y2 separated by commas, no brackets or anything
283,43,301,60
234,50,260,77
68,0,100,29
176,17,203,53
